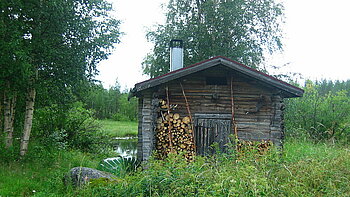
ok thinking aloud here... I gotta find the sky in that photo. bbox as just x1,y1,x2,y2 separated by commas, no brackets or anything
96,0,350,90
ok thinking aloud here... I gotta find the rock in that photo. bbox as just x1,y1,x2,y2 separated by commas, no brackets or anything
64,167,118,187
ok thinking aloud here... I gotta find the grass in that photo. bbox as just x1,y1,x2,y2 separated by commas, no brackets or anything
0,149,104,197
76,139,350,196
98,119,138,137
276,140,350,196
1,139,349,196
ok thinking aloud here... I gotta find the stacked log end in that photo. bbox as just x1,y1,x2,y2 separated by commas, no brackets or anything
155,99,195,161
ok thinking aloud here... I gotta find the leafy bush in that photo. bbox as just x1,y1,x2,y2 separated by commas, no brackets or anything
285,81,350,143
32,102,113,154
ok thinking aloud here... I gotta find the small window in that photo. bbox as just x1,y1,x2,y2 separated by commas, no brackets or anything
206,77,227,85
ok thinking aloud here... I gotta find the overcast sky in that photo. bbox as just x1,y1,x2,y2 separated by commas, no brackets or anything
96,0,350,90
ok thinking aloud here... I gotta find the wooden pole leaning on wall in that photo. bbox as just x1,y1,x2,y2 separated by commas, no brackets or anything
180,82,196,153
230,77,238,142
165,86,174,152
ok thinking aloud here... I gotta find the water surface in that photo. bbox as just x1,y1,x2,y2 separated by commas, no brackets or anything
114,137,137,157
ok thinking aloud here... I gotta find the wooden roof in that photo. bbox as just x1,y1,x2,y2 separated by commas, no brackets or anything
131,56,304,98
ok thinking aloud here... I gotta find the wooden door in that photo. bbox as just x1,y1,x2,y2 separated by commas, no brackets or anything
194,114,232,155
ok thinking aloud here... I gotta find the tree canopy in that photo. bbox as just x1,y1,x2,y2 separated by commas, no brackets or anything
143,0,284,78
0,0,122,155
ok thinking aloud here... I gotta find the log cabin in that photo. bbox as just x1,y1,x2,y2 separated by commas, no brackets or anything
130,45,303,161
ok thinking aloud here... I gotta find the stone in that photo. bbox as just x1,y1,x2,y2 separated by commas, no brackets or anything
64,167,118,187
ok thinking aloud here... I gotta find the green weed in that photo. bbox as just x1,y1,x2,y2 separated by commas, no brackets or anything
76,140,350,196
1,140,349,196
0,150,103,196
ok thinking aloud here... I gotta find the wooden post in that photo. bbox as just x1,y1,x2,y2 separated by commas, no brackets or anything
165,86,174,152
180,82,196,152
230,77,238,142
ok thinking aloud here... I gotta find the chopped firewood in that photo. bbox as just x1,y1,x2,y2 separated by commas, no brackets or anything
155,99,195,161
173,113,180,120
182,116,190,124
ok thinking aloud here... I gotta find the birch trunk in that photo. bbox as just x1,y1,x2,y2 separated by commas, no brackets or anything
20,87,36,156
3,92,11,147
4,91,16,148
0,92,3,135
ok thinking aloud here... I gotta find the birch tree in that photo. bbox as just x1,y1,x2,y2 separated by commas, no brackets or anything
0,0,27,148
143,0,284,77
0,0,121,155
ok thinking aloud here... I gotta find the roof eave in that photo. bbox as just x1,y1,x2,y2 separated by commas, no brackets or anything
132,57,304,98
219,58,304,97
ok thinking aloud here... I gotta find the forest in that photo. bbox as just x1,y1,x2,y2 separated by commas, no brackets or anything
1,0,350,196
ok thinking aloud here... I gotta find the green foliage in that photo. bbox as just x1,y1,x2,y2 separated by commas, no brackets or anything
112,113,130,121
74,141,350,196
143,0,284,77
1,0,122,94
0,0,122,155
88,177,121,188
285,80,350,142
98,156,140,177
32,102,113,154
114,94,138,121
0,149,105,196
82,81,138,121
83,82,121,119
315,79,350,96
1,140,350,196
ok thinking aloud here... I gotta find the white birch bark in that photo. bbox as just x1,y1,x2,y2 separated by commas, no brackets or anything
20,87,36,156
3,91,11,147
4,90,16,148
0,93,3,135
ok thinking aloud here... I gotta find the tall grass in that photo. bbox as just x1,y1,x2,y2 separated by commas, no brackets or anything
1,140,349,196
0,149,103,196
75,140,350,196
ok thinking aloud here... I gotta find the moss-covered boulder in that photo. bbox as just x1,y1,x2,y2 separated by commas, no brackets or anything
64,167,119,187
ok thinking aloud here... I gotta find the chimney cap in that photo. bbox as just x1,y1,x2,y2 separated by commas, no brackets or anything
170,39,183,48
170,39,184,72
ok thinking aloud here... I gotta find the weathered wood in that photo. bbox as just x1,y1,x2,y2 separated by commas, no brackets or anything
138,92,156,161
180,82,196,152
133,57,304,97
136,66,293,161
137,97,143,160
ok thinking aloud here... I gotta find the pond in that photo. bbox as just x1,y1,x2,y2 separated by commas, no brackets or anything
113,137,137,157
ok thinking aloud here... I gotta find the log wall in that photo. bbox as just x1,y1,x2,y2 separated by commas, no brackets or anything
137,66,285,160
137,91,156,161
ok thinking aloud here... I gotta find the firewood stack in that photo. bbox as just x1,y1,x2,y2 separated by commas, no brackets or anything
155,99,196,161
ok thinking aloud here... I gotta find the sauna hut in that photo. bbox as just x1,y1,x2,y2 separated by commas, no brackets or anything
130,55,303,161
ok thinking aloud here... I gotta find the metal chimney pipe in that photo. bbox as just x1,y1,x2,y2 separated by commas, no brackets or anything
170,39,183,72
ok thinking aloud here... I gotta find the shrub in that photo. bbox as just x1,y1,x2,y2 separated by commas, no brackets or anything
32,102,113,154
285,81,350,143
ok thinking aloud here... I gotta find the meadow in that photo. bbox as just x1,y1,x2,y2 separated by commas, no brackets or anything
1,123,349,197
